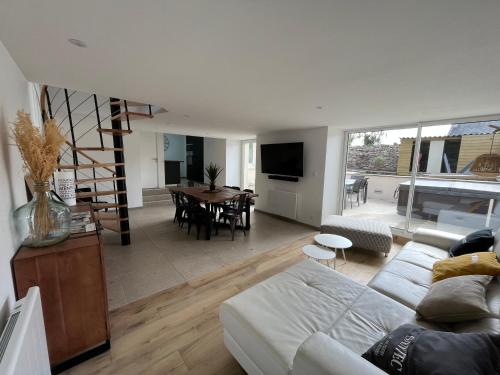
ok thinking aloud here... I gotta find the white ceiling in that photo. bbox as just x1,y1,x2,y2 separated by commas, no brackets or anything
2,0,500,139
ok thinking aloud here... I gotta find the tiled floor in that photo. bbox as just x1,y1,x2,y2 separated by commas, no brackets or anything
102,203,316,309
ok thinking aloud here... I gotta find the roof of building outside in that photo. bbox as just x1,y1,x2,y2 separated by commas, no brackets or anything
448,120,500,136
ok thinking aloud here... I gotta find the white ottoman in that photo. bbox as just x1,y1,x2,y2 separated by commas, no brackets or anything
320,215,392,256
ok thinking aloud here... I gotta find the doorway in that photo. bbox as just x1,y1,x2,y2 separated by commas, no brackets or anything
242,140,256,190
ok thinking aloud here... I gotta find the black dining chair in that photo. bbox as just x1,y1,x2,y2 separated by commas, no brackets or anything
171,191,188,226
243,188,255,206
216,194,247,240
185,195,210,240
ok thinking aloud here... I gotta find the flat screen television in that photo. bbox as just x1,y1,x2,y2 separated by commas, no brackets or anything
260,142,304,177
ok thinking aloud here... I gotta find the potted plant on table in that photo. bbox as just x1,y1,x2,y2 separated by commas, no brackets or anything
12,111,71,247
204,162,223,191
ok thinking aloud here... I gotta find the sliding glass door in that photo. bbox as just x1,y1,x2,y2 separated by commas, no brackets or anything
343,127,418,231
408,120,500,235
342,118,500,236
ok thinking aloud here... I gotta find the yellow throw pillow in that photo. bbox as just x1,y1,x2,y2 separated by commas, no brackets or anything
432,252,500,283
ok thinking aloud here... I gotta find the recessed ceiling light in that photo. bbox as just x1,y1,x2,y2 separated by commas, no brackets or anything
68,38,87,48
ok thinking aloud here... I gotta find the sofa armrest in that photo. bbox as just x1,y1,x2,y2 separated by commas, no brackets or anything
412,228,464,250
292,332,387,375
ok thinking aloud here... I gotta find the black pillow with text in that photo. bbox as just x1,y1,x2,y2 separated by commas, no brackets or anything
362,324,500,375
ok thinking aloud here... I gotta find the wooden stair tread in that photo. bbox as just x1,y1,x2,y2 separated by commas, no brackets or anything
110,112,153,121
110,100,147,107
92,203,127,210
58,163,124,170
101,221,129,234
76,190,127,198
96,129,133,135
75,176,126,184
95,212,128,222
71,147,124,151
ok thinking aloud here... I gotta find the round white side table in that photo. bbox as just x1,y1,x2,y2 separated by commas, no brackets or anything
302,244,337,269
314,234,352,266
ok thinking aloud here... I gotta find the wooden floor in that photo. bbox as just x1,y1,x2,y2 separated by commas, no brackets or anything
65,234,401,375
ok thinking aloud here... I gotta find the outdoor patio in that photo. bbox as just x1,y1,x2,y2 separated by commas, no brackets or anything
342,173,499,236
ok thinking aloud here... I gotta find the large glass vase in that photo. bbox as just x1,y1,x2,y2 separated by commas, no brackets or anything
14,181,71,247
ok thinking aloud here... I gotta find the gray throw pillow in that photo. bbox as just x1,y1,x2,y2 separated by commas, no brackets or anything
416,275,494,323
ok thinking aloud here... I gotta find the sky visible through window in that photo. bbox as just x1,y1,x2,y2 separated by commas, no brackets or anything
350,124,451,146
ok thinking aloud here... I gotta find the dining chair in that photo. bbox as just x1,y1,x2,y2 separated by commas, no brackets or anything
216,194,247,240
347,179,364,208
171,191,188,226
185,195,209,239
243,189,255,206
360,178,369,203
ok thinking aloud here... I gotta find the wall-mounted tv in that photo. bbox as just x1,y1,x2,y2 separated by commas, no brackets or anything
260,142,304,177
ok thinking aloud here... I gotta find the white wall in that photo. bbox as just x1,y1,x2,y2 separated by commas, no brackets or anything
0,41,29,326
204,137,226,185
123,133,143,208
225,139,241,187
321,127,347,221
255,127,329,227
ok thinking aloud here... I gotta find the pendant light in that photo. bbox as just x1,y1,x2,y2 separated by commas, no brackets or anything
470,125,500,176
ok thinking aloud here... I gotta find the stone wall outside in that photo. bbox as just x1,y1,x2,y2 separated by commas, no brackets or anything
347,144,399,174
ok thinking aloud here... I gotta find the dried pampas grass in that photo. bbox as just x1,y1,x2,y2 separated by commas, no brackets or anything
12,111,65,182
13,111,65,241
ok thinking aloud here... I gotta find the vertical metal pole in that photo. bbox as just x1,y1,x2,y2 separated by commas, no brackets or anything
64,89,79,180
113,180,117,205
148,104,152,116
93,166,98,203
110,97,130,245
124,100,131,131
405,124,422,233
94,94,104,149
45,86,54,119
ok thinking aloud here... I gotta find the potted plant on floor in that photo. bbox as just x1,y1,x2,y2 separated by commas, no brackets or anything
205,162,223,191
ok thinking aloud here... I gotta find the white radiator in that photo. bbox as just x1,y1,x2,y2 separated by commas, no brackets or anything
0,287,50,375
267,190,298,219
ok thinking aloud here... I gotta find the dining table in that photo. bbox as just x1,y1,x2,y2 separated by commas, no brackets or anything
169,185,258,240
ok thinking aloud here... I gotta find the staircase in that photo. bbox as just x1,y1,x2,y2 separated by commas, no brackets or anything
142,188,173,206
40,85,155,245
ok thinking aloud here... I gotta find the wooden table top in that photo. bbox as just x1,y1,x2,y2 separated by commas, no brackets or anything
169,186,257,204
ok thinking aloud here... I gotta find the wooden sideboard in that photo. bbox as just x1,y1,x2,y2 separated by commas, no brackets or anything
11,208,110,373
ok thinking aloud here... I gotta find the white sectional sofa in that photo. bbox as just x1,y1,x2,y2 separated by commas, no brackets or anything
219,229,500,375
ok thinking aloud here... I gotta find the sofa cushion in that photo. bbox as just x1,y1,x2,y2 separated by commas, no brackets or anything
394,241,448,270
324,287,440,355
368,259,432,310
416,275,494,323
